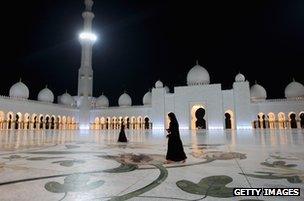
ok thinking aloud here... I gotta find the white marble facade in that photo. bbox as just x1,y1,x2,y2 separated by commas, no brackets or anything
0,0,304,131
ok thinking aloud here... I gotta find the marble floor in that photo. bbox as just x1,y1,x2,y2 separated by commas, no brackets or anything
0,129,303,201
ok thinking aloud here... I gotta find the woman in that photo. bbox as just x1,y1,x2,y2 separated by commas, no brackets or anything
118,122,128,142
166,112,187,163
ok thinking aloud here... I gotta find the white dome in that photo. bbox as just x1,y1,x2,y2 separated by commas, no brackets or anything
250,82,267,100
9,80,29,99
235,73,245,82
38,87,54,103
164,86,170,93
155,80,163,88
96,94,109,107
143,91,152,105
118,92,132,107
60,92,74,106
285,80,304,99
187,62,210,85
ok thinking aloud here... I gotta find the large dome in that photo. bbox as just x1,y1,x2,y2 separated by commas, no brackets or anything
60,92,74,106
9,80,29,99
250,82,267,100
187,62,210,85
143,91,152,105
38,86,54,103
285,79,304,99
96,94,109,107
235,72,245,82
155,80,163,88
118,92,132,107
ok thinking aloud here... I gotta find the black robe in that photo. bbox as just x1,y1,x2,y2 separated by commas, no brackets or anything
166,122,187,161
118,125,128,142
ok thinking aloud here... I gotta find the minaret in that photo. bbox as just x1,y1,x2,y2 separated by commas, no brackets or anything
78,0,97,129
78,0,96,97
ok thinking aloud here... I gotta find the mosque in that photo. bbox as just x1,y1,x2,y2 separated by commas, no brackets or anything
0,0,304,131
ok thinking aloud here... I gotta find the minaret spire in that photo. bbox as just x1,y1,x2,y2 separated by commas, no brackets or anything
85,0,94,11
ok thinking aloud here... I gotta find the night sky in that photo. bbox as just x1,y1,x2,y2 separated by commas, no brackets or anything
1,0,304,106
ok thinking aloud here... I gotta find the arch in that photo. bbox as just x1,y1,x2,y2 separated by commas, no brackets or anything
131,116,136,129
45,115,51,129
6,112,14,130
24,113,30,130
278,112,286,129
56,116,61,130
14,112,22,129
191,105,206,129
31,114,38,129
268,112,276,129
106,117,110,129
124,116,130,129
39,114,44,129
0,111,4,129
144,116,150,129
94,117,100,130
224,110,235,129
112,117,117,129
51,115,56,129
137,116,143,129
289,112,297,129
299,112,304,129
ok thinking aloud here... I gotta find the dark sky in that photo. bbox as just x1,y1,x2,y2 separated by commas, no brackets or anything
1,0,304,106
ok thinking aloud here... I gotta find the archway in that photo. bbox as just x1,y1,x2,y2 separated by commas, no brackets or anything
278,112,286,129
7,112,14,129
51,116,55,129
195,108,206,129
106,117,110,129
300,112,304,129
39,115,44,129
15,113,22,130
289,113,297,129
32,114,38,129
24,113,30,129
125,117,130,129
144,117,150,129
57,116,61,130
100,117,105,130
94,117,100,130
268,113,276,129
131,116,136,129
224,113,232,129
137,116,142,129
45,116,50,129
0,111,4,129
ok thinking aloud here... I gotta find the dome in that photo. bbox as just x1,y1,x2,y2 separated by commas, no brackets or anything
143,91,152,105
285,79,304,99
96,94,109,107
118,92,132,107
60,92,74,106
187,61,210,85
250,82,267,100
9,80,29,99
38,86,54,103
155,80,163,88
235,73,245,82
164,86,170,93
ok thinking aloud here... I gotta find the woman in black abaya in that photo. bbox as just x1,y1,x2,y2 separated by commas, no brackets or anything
166,112,187,163
118,122,128,142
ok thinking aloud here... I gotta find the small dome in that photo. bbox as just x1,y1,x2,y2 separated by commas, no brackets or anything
164,86,170,93
118,92,132,107
155,80,163,88
38,86,54,103
250,82,267,100
96,94,109,107
187,61,210,85
143,91,152,105
235,73,245,82
285,79,304,99
9,80,29,99
60,92,74,106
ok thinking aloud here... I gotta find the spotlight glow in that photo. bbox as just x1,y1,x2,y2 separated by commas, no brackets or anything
79,32,97,42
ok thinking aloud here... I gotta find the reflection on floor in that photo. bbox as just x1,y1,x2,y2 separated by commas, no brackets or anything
0,129,303,201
